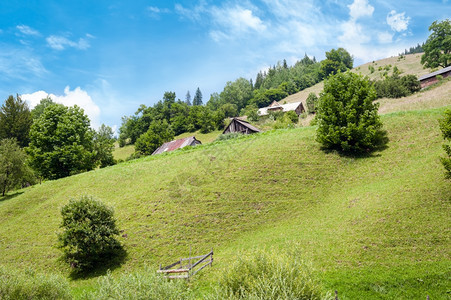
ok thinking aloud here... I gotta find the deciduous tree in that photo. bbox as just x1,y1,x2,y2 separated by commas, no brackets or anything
439,109,451,178
421,19,451,68
316,72,384,153
0,138,32,196
27,104,96,179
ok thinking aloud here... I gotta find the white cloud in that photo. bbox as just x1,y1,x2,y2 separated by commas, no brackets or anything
22,86,101,129
46,35,91,50
16,25,40,36
210,5,266,38
348,0,374,20
386,10,410,32
377,31,393,44
175,0,207,22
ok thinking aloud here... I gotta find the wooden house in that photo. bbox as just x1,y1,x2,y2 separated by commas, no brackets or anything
419,66,451,88
223,118,261,135
258,101,305,116
152,136,201,155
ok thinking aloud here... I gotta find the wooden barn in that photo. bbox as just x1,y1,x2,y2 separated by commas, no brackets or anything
258,101,305,116
419,66,451,88
152,136,201,155
223,118,261,135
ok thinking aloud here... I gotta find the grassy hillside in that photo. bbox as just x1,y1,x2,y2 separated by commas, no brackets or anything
1,55,450,298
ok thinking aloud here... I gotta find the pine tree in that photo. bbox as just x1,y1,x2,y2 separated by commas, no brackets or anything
0,95,33,147
185,91,192,106
193,87,203,106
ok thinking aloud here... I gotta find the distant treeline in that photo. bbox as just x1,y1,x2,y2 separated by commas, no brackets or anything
118,53,326,149
399,43,424,56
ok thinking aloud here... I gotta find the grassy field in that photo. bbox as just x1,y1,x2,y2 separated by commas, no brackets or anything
1,55,450,298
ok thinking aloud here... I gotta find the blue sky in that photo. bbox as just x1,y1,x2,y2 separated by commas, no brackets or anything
0,0,449,131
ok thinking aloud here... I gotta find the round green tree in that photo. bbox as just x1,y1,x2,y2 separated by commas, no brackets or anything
135,120,174,155
316,72,384,153
27,103,96,179
421,19,451,69
57,196,122,273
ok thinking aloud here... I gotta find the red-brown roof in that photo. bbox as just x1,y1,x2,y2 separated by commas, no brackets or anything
152,136,201,155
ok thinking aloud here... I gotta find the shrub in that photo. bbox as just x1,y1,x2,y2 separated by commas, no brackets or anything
285,111,299,124
316,72,384,153
83,269,189,300
207,250,329,300
57,196,123,274
439,109,451,178
0,267,71,300
306,92,318,114
373,74,420,99
216,132,243,141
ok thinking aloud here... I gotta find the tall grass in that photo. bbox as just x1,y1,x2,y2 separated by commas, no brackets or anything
208,249,331,300
0,267,71,300
81,268,190,300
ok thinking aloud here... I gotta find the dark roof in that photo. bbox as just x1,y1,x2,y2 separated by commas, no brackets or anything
419,66,451,81
222,118,261,134
152,136,201,155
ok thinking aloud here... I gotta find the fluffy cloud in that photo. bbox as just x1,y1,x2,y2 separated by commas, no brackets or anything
210,5,266,38
46,35,91,50
22,86,101,129
387,10,410,32
348,0,374,20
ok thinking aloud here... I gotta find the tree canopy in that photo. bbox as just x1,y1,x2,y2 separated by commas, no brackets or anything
439,109,451,178
27,103,96,179
320,48,353,78
0,138,32,196
316,72,384,153
0,95,33,147
421,19,451,68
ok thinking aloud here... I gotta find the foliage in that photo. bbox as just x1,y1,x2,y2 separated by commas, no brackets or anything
400,43,424,56
208,250,327,300
373,74,421,98
241,104,259,122
439,109,451,178
57,196,123,274
83,269,189,300
193,87,203,106
94,124,116,168
0,267,71,300
306,92,319,114
316,72,384,153
0,139,33,196
30,97,55,120
421,19,451,68
251,88,288,108
285,111,299,124
0,95,33,147
27,103,96,180
320,48,353,78
215,132,243,141
185,90,192,106
135,120,174,155
219,78,253,111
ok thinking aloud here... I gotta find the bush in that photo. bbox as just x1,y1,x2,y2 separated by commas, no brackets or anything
216,132,243,141
316,72,384,153
439,109,451,178
285,111,299,124
83,269,189,300
57,196,124,274
306,92,318,114
0,267,71,300
373,74,420,99
207,250,329,300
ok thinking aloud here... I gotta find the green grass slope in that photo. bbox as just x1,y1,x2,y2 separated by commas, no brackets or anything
1,104,450,298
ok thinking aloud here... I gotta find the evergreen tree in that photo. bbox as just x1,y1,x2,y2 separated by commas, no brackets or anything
185,90,192,106
0,95,33,147
193,87,203,106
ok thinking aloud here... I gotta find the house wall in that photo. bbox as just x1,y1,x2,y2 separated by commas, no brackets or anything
420,70,451,88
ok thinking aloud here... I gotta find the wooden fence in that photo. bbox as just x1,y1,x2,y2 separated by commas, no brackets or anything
157,250,213,279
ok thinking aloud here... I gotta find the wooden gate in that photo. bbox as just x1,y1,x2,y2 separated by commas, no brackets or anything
157,250,213,279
